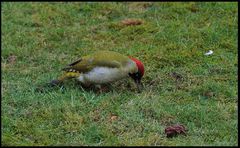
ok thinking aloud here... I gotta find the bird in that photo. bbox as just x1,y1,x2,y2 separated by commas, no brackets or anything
49,50,144,92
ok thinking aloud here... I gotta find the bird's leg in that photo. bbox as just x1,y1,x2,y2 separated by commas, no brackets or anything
95,84,111,93
79,82,94,91
128,73,144,93
49,72,80,86
134,79,143,93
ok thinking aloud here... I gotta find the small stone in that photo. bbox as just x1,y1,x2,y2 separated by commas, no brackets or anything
121,19,143,26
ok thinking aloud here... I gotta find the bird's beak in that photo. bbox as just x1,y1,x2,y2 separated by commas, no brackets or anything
135,79,143,93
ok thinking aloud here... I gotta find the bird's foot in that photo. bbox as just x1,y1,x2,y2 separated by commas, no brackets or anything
49,79,63,86
96,84,111,94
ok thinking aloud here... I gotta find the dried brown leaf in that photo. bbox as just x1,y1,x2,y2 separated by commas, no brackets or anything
165,124,187,138
110,113,118,121
121,19,143,26
111,115,118,120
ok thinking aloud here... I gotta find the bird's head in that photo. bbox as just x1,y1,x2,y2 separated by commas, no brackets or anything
129,57,144,92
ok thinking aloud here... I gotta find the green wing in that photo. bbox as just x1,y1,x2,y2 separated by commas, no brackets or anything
62,51,130,73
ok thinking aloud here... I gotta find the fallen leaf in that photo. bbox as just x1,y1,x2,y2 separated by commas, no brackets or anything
111,115,118,120
110,114,118,121
165,124,187,138
121,19,143,26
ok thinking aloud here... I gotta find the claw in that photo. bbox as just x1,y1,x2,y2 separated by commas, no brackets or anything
49,79,62,86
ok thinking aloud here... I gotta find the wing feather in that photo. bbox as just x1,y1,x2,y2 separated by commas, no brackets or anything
62,51,129,73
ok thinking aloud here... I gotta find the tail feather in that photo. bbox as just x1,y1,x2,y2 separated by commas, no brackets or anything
61,67,79,73
62,67,71,71
62,58,82,72
68,58,82,66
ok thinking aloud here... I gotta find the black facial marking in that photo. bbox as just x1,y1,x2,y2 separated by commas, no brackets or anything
129,71,143,92
129,71,142,82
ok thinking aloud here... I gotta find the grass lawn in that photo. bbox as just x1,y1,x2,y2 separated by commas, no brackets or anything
1,2,238,146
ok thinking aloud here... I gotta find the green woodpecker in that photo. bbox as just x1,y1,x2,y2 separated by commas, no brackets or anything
50,50,144,92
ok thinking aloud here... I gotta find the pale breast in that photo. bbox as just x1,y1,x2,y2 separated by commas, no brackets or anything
78,67,127,84
77,60,137,84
